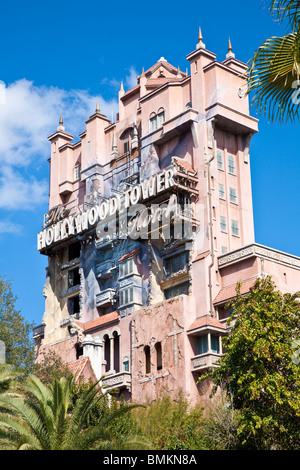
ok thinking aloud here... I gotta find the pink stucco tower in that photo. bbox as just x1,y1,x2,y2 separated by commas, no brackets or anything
34,32,300,404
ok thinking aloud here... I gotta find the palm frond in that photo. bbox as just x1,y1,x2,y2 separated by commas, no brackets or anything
0,394,50,449
0,411,43,449
0,364,24,389
269,0,300,31
64,378,104,448
247,31,300,122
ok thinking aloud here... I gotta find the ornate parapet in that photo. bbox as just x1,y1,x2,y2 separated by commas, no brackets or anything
191,352,222,372
96,288,116,307
218,243,300,270
102,371,132,392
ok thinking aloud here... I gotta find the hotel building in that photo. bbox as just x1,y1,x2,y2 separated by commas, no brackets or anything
34,32,300,403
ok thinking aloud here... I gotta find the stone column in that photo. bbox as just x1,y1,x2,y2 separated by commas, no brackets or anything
109,336,115,374
82,334,103,380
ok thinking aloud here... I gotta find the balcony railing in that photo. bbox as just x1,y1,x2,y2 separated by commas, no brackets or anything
96,260,116,279
101,372,131,391
96,288,116,307
191,352,223,372
33,324,45,338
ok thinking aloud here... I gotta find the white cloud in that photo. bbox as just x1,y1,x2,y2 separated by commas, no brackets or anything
99,66,138,93
0,79,119,212
125,66,138,90
0,79,118,167
0,166,48,210
0,219,22,235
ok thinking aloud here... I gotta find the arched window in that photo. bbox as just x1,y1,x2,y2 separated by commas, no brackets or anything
149,109,165,133
155,342,162,371
123,356,129,372
113,331,120,373
103,334,110,372
149,112,157,132
144,345,151,374
157,108,165,128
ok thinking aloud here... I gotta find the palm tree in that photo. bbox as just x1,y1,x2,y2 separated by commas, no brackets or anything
247,0,300,123
0,373,148,450
0,364,23,392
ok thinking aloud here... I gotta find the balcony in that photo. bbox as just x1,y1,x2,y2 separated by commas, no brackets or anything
33,324,45,339
122,160,140,180
59,180,73,196
95,233,118,250
191,352,223,372
96,288,116,307
96,260,116,279
59,284,80,299
101,372,131,391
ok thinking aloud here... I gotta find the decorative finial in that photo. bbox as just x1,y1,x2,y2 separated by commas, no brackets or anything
226,37,235,59
57,113,65,131
120,81,124,91
141,67,145,77
198,27,203,42
95,99,100,114
131,118,139,150
111,127,119,159
197,26,206,49
176,65,181,78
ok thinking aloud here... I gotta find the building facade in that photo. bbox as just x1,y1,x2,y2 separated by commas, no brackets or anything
34,32,300,404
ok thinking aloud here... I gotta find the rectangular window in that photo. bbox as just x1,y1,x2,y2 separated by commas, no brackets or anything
228,155,236,175
74,164,81,181
68,295,80,317
123,360,129,372
165,282,189,300
231,220,239,237
68,267,80,288
197,335,208,355
220,216,227,233
221,246,228,254
217,151,224,171
68,242,81,261
119,257,134,278
219,183,225,200
119,286,134,307
229,187,237,204
211,335,220,354
123,140,129,154
164,252,189,277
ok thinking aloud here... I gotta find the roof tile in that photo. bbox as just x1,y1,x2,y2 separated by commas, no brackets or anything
172,156,197,175
75,310,119,332
213,277,258,304
188,315,226,332
118,247,140,263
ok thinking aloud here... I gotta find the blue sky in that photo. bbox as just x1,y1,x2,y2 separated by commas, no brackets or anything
0,0,299,326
